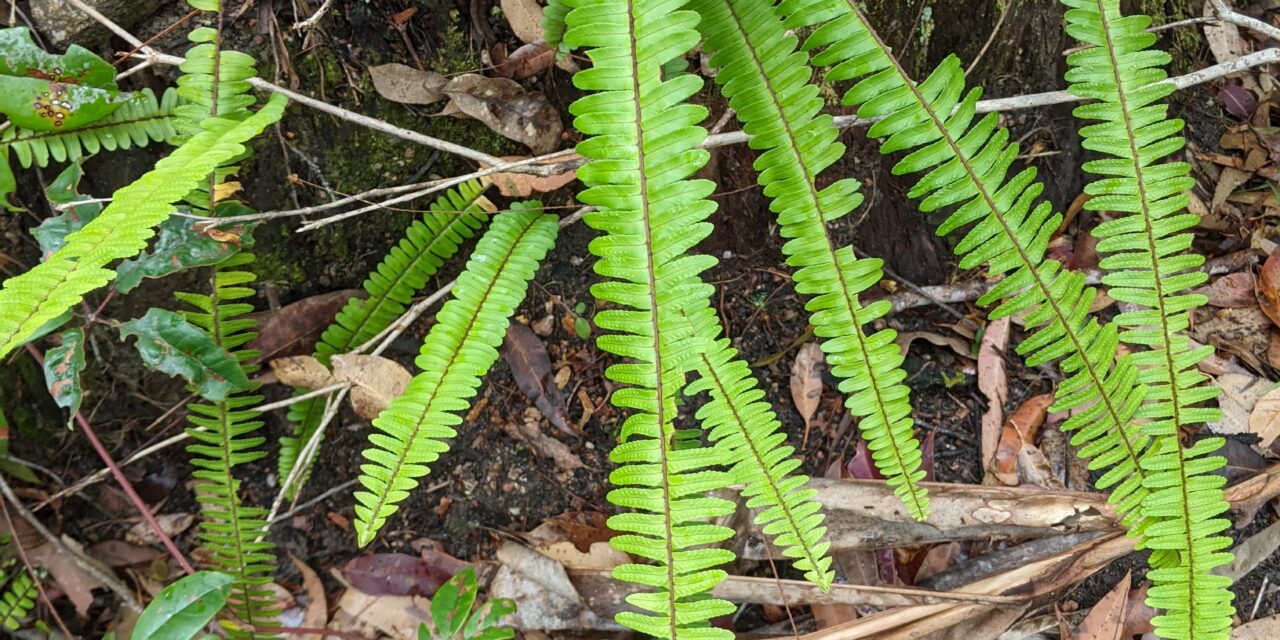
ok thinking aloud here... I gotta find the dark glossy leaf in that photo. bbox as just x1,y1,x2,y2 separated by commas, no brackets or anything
342,552,469,597
501,323,573,436
0,28,122,131
249,289,364,362
116,213,256,294
33,162,103,258
118,309,251,402
42,327,86,417
1220,84,1257,120
131,571,233,640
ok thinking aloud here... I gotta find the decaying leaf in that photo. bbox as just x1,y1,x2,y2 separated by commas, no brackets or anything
342,552,469,597
269,355,335,390
1258,247,1280,329
497,43,557,80
977,318,1011,472
119,309,252,402
287,555,328,640
1210,372,1269,436
482,156,577,197
790,342,824,433
1193,306,1274,372
1198,272,1257,308
990,393,1053,486
490,542,618,631
250,289,364,362
42,328,86,417
126,512,195,546
87,540,166,568
369,63,448,105
503,407,585,473
1249,385,1280,449
331,590,429,640
440,74,563,154
29,536,109,616
500,0,545,44
895,330,972,359
1233,614,1280,639
331,354,412,419
502,323,574,436
1216,518,1280,581
1071,572,1132,640
116,215,254,294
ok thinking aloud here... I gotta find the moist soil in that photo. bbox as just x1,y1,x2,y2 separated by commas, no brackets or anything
2,0,1278,636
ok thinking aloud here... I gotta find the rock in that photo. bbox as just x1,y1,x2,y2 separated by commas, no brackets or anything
31,0,167,48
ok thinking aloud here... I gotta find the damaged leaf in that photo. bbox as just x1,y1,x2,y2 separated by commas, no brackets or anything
42,327,86,417
0,28,122,131
116,211,255,294
119,309,252,402
440,74,563,154
370,63,448,105
343,552,470,597
502,323,573,436
789,342,823,433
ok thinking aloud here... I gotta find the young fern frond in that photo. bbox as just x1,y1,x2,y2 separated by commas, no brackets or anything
684,307,833,589
691,0,927,520
565,0,744,633
1063,2,1233,637
776,0,1155,528
0,92,285,359
0,88,180,201
0,567,36,632
278,180,492,498
353,204,557,546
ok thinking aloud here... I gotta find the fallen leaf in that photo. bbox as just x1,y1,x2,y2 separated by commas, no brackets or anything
500,0,545,44
127,512,195,546
86,540,165,568
287,555,327,640
1249,385,1280,449
269,355,335,390
895,330,972,359
978,318,1011,474
490,542,617,631
1260,247,1280,329
502,407,585,473
790,342,824,434
440,74,563,154
525,512,616,553
1070,571,1131,640
331,590,429,640
1268,331,1280,369
29,536,108,616
497,43,556,79
1234,614,1280,639
1218,519,1280,584
1210,372,1269,436
331,354,412,420
1198,272,1257,308
502,323,574,436
250,289,364,362
1213,167,1252,213
1016,443,1066,490
369,63,448,105
342,552,468,597
990,394,1053,486
483,156,577,197
42,328,86,417
1193,307,1274,371
1220,84,1258,120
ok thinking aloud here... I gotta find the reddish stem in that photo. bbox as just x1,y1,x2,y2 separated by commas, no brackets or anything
25,344,196,575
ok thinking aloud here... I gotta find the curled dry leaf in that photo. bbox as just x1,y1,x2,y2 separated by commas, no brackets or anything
790,342,824,433
482,156,577,197
1071,571,1133,640
331,354,412,420
1258,247,1280,329
440,74,563,154
502,323,574,436
126,512,195,546
269,355,334,389
250,289,364,362
287,554,327,640
502,407,585,472
1249,385,1280,449
895,330,972,359
990,393,1053,486
497,43,557,80
369,63,447,105
500,0,546,44
977,318,1011,472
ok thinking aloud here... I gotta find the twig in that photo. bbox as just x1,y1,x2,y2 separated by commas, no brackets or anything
964,0,1015,76
254,382,350,413
291,0,334,31
1212,0,1280,43
267,479,359,526
0,473,143,614
0,492,77,636
24,346,195,575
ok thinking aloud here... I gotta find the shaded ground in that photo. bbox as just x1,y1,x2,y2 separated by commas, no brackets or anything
2,0,1278,636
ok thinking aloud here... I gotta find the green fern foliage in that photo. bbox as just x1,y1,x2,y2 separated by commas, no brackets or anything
353,204,557,547
692,0,927,521
279,180,492,498
0,92,286,359
0,567,36,632
1062,2,1233,637
774,0,1158,532
0,88,180,204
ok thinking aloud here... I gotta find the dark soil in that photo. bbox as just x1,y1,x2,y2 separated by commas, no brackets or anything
2,0,1278,636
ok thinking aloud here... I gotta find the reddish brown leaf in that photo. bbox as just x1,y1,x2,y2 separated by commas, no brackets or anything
342,551,470,597
978,318,1011,474
497,43,556,79
1262,248,1280,329
1220,84,1258,120
1198,272,1257,308
249,289,363,362
502,323,574,436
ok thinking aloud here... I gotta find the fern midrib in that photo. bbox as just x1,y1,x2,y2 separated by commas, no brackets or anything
843,0,1145,479
625,0,679,633
360,212,542,529
696,350,821,575
716,0,925,518
1091,1,1201,629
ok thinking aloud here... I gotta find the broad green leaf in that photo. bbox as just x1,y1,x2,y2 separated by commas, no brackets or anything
42,328,86,417
0,28,122,131
116,211,256,294
33,162,103,258
118,308,251,402
131,571,233,640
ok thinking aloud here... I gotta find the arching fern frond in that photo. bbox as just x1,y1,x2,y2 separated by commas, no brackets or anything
353,204,557,546
0,92,287,359
692,0,927,521
1063,2,1233,637
0,566,36,632
278,180,493,499
566,0,743,633
776,0,1154,530
0,88,180,204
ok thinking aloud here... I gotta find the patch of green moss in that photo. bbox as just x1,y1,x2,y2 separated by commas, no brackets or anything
1135,0,1202,74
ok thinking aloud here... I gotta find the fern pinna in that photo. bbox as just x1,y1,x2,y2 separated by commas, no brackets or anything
173,1,281,635
691,0,928,521
1063,1,1234,637
353,204,557,546
278,180,493,499
0,564,36,633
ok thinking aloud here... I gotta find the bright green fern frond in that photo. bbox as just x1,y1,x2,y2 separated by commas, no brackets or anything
543,0,571,56
0,93,287,359
775,0,1154,529
566,0,742,633
684,306,833,589
278,180,492,498
0,88,180,202
1063,2,1233,638
353,204,557,546
175,26,259,137
692,0,927,521
0,568,36,632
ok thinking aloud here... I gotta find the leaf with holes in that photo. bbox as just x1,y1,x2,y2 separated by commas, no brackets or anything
0,28,122,131
32,162,103,258
119,308,252,402
116,209,257,294
42,327,86,417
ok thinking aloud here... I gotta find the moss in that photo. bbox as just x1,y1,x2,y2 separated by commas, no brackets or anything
1132,0,1202,74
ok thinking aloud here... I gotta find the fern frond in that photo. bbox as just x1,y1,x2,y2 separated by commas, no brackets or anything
566,0,744,633
692,0,927,521
776,0,1154,528
278,180,492,498
175,27,259,137
0,88,180,202
353,204,557,546
0,92,286,359
542,0,571,55
0,568,36,632
1063,2,1233,637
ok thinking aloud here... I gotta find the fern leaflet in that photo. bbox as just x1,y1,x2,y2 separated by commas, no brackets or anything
353,204,557,546
0,567,36,632
1063,2,1233,637
692,0,927,521
278,180,492,499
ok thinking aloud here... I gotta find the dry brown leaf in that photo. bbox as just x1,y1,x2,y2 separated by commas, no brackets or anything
331,354,412,420
895,330,972,359
29,536,108,617
1211,372,1269,436
1213,167,1253,213
270,355,335,390
440,74,563,154
250,289,364,362
484,156,577,197
1234,614,1280,639
369,63,448,105
497,43,556,79
790,342,824,433
977,318,1011,474
502,408,585,473
491,542,616,631
331,589,429,640
87,540,165,568
1260,247,1280,329
1193,306,1274,371
1250,386,1280,449
990,394,1053,486
503,323,574,435
126,512,195,546
288,554,328,640
1071,571,1131,640
1199,272,1258,308
500,0,546,44
1016,444,1066,490
1218,518,1280,581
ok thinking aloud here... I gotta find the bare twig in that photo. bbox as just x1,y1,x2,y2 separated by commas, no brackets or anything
291,0,334,31
1212,0,1280,43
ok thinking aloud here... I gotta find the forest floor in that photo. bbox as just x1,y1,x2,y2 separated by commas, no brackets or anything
3,0,1280,638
